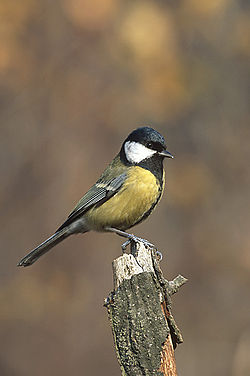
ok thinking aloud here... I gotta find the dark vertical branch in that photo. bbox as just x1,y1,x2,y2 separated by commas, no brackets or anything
104,242,187,375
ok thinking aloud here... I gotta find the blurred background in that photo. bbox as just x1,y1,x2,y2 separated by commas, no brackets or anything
1,0,250,375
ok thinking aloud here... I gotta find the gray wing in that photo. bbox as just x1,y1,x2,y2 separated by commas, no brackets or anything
57,173,127,231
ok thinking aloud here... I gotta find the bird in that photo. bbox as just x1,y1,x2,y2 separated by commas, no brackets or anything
17,126,173,267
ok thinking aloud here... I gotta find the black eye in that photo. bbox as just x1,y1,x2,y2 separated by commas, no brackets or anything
146,141,164,151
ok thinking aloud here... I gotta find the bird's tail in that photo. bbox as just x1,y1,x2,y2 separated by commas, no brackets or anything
17,227,70,267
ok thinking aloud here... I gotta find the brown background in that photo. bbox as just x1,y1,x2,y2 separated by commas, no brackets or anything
1,0,250,375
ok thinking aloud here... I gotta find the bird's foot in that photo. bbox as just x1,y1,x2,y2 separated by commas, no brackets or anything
122,235,162,260
121,234,156,251
104,227,162,259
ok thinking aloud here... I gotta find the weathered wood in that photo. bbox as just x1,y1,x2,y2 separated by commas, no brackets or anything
160,336,177,375
105,242,187,375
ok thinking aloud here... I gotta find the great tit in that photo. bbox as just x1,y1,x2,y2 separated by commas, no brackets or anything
18,126,173,267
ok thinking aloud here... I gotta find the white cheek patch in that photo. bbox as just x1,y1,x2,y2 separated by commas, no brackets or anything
124,141,156,163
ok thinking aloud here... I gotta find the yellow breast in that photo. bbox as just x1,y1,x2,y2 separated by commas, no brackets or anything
86,166,164,231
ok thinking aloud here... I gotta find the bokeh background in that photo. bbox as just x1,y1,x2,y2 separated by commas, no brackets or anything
1,0,250,375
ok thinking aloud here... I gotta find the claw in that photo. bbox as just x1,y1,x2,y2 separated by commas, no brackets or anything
121,239,131,251
155,250,163,261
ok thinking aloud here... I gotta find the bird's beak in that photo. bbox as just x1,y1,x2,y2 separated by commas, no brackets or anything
158,149,174,158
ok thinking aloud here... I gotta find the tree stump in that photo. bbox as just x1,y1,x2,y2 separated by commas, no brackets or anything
104,242,187,376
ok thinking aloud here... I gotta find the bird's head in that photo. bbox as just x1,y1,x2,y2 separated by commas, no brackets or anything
121,126,173,165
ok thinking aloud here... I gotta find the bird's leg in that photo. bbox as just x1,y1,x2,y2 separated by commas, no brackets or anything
105,227,157,252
